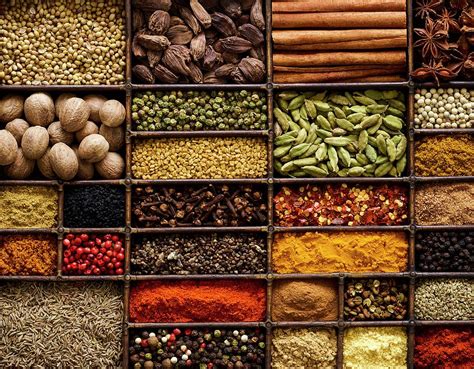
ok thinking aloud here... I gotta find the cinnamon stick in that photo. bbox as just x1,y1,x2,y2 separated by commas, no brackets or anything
273,65,406,73
275,38,407,50
272,12,407,29
347,75,406,82
273,0,406,13
274,69,406,83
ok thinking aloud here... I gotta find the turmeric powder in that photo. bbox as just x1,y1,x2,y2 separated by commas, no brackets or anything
273,232,407,273
415,135,474,177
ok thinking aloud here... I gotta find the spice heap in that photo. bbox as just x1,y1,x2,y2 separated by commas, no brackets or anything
273,232,407,273
132,90,267,131
0,186,58,228
414,88,474,128
274,184,408,226
415,135,474,176
273,90,407,178
343,327,407,369
132,137,267,179
0,0,126,85
0,93,125,180
412,0,473,83
129,328,266,369
416,231,472,272
272,280,338,321
344,279,408,321
272,0,407,82
62,233,124,276
64,186,125,228
132,0,265,84
415,327,474,369
415,278,473,320
0,282,123,367
0,235,57,276
415,182,474,225
131,234,266,275
133,184,267,227
272,328,337,369
129,280,266,323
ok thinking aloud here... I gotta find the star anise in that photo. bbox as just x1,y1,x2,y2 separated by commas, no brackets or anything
460,7,474,27
451,0,469,11
414,18,449,61
415,0,444,20
463,52,474,78
445,47,468,74
411,60,458,85
437,8,461,33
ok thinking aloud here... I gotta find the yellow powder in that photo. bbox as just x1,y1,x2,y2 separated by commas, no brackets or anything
272,232,407,273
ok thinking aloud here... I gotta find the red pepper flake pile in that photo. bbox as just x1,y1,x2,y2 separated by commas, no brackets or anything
274,184,408,226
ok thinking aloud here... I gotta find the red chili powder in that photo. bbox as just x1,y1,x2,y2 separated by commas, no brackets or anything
129,280,266,323
414,327,474,369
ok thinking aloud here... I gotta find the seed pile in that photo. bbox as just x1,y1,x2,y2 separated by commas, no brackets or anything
0,186,58,228
129,328,266,369
0,0,126,85
129,280,266,323
343,327,407,369
64,185,125,228
132,90,268,131
344,279,408,321
0,282,123,367
414,88,474,129
415,182,474,225
274,184,408,226
0,235,57,276
416,231,472,272
274,90,407,178
133,185,267,227
132,137,267,179
272,328,337,369
272,280,338,321
415,135,474,176
131,234,266,275
272,232,408,273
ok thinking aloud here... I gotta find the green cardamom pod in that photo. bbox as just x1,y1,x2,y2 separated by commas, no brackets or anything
376,134,387,155
366,104,388,114
273,108,290,132
364,164,376,173
333,106,346,119
302,165,328,177
293,157,318,167
273,144,292,158
386,138,397,162
382,90,399,100
360,114,380,129
356,153,369,166
364,90,384,100
388,98,406,112
328,145,338,169
278,91,299,101
289,143,311,158
288,170,307,178
280,154,292,163
374,162,393,177
301,143,320,158
348,166,366,176
336,118,355,132
375,155,389,165
324,137,352,146
353,95,377,106
382,115,404,131
316,129,333,139
338,168,349,177
349,105,367,114
315,143,328,161
367,116,383,135
277,98,289,112
300,105,308,120
396,156,406,176
288,95,305,110
395,136,407,160
329,94,351,105
345,92,357,105
295,128,308,144
312,100,331,112
304,99,317,119
290,108,300,122
337,146,351,167
281,161,298,173
387,107,404,118
298,118,311,132
317,115,332,130
365,144,378,163
347,113,366,124
309,91,327,101
274,160,283,174
358,130,369,152
332,128,347,136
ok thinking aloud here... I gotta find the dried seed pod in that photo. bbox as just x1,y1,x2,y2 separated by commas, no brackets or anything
241,0,255,11
205,29,219,44
188,62,204,83
215,63,237,78
250,0,265,30
230,67,247,83
170,16,186,27
132,35,148,58
152,64,180,83
211,12,237,37
137,34,171,51
238,57,265,82
203,46,223,70
147,50,163,67
166,25,194,45
133,9,145,31
213,40,224,53
238,23,264,46
220,0,242,19
249,44,265,61
179,7,202,35
200,0,219,9
236,15,250,27
203,72,226,83
162,45,192,76
133,65,156,83
133,0,171,12
220,36,253,53
222,51,240,64
148,10,171,35
190,0,212,29
190,32,206,61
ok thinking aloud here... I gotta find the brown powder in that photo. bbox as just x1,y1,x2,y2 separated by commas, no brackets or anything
415,182,474,225
272,280,338,321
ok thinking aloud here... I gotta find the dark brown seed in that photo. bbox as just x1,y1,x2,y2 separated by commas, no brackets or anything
203,71,226,83
249,44,265,61
137,34,171,51
241,0,255,11
190,0,212,29
211,12,237,37
188,62,204,83
238,23,263,46
213,40,224,53
215,63,237,78
190,32,207,61
133,9,145,31
222,51,240,64
133,65,155,83
133,0,171,12
170,16,186,27
200,0,219,9
220,0,242,19
238,57,265,82
230,67,247,83
132,35,148,58
166,25,194,45
250,0,265,30
179,7,202,35
147,50,163,68
162,45,192,76
148,10,171,35
152,64,179,83
205,29,219,45
203,46,223,70
220,36,253,53
236,15,250,27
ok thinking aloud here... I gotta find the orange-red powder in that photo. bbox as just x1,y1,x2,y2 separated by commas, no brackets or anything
129,280,266,323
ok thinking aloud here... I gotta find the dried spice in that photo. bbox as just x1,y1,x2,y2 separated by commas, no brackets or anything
274,184,408,227
344,279,408,321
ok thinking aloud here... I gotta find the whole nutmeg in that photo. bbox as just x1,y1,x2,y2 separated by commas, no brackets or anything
72,146,95,180
21,126,50,160
49,143,79,181
55,93,76,118
5,119,29,144
48,121,74,145
60,97,90,133
83,95,107,123
99,100,126,127
78,134,109,163
0,129,19,165
95,152,125,179
37,148,56,179
4,148,35,179
99,125,125,151
24,93,55,127
0,95,24,123
75,121,99,142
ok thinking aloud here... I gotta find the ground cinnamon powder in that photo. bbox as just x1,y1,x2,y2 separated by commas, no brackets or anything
129,280,266,323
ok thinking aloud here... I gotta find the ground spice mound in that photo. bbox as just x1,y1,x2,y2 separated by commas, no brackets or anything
415,183,474,225
415,135,474,176
0,235,57,275
414,327,474,369
273,232,408,273
0,186,58,228
343,327,407,369
272,328,337,369
272,280,338,321
129,280,266,323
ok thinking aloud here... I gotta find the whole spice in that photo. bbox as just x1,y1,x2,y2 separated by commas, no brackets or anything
344,279,408,321
273,232,408,273
129,280,266,322
274,184,408,226
132,184,267,227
